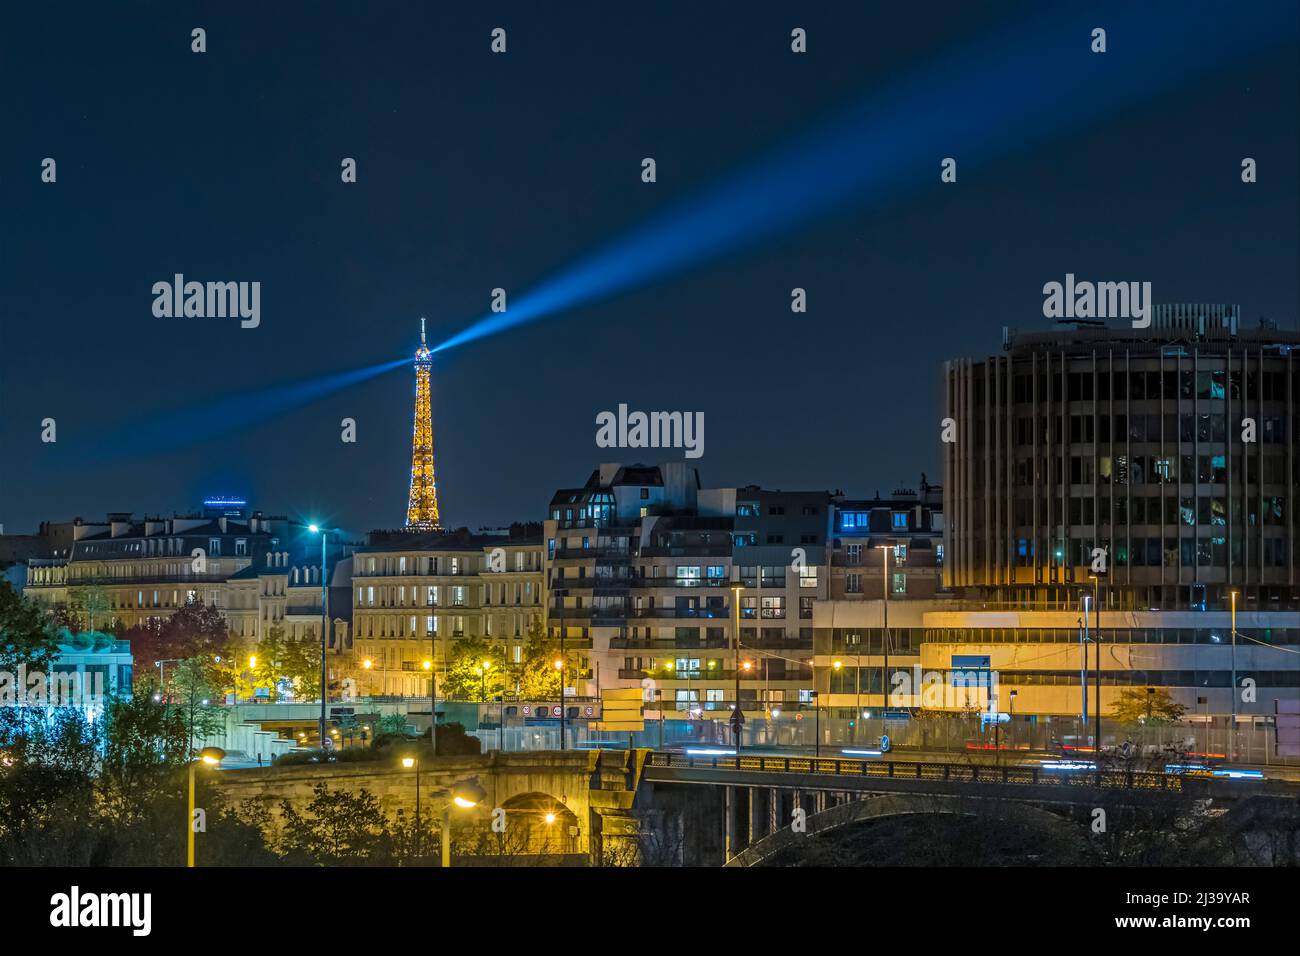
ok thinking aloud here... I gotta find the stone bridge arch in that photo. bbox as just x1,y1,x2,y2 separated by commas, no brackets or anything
208,749,642,861
725,792,1081,867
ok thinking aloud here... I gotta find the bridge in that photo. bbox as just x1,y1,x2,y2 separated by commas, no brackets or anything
643,750,1189,803
638,750,1298,864
206,749,1291,866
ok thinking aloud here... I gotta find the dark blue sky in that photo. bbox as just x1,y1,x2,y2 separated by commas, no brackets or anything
3,1,1297,539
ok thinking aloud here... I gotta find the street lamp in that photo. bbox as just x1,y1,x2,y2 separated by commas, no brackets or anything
553,657,565,750
401,754,423,856
1088,574,1101,753
1230,590,1238,760
154,658,183,703
731,583,744,753
308,524,334,752
811,690,820,758
876,545,892,715
1007,689,1018,756
443,777,487,867
398,759,486,865
186,746,225,867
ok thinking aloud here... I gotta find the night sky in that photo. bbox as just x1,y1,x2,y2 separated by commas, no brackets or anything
3,1,1297,540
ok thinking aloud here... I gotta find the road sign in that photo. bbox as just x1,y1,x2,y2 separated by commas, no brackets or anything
597,688,644,732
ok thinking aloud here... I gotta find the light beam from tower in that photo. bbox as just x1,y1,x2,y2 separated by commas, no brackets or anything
405,317,441,530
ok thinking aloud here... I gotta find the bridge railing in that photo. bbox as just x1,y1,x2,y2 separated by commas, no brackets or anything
644,752,1184,792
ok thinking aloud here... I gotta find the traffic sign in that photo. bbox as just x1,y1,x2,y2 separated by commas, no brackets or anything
597,687,644,732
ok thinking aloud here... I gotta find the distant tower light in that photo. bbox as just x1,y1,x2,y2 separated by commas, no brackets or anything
405,317,442,531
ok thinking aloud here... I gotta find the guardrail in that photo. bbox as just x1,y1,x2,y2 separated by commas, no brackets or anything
644,751,1184,792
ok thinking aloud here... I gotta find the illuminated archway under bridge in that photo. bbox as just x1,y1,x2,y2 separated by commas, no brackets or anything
207,749,649,863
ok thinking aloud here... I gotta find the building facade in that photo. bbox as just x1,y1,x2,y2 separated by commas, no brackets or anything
934,309,1299,721
545,463,830,719
349,530,544,698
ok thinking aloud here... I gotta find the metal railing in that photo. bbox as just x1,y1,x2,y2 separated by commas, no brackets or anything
644,751,1184,792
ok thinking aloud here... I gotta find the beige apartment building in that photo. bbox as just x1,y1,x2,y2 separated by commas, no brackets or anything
348,530,544,697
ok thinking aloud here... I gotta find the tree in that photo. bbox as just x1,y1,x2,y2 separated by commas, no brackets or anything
0,580,61,675
102,691,189,790
516,620,580,700
442,637,506,701
120,600,233,688
66,585,112,633
168,655,227,746
1111,687,1186,725
0,707,99,864
277,782,391,864
281,628,324,702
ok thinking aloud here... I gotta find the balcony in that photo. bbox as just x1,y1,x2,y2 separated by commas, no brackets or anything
610,636,730,651
549,606,594,619
638,545,732,558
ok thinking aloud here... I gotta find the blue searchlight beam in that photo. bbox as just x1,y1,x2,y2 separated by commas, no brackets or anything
434,1,1293,354
82,355,411,460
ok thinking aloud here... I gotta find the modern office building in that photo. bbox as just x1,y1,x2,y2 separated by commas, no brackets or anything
944,305,1296,608
933,308,1299,724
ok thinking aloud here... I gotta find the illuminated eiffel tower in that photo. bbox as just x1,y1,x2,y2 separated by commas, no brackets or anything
405,318,441,530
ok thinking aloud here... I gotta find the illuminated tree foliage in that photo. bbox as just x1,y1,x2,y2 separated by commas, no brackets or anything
1110,687,1187,725
0,581,60,675
441,637,506,702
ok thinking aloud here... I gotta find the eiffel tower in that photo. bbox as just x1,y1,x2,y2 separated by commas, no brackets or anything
405,318,441,530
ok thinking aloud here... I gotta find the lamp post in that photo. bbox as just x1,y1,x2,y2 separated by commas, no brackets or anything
1079,602,1089,730
308,524,332,751
812,691,820,758
442,777,487,867
399,762,485,866
1230,590,1238,760
731,583,743,752
402,755,422,856
422,658,437,755
553,657,565,750
1089,575,1101,754
553,587,568,750
1008,689,1017,757
877,545,891,714
186,747,225,867
155,658,182,703
832,660,843,746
